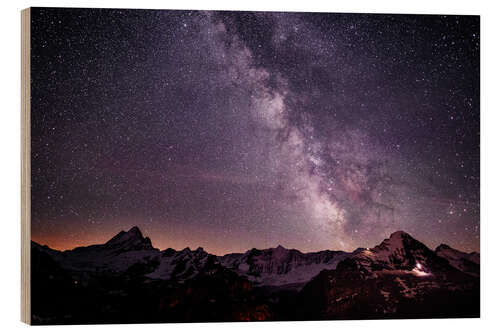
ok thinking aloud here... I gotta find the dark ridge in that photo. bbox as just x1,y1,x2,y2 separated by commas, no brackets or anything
436,244,452,251
127,226,143,237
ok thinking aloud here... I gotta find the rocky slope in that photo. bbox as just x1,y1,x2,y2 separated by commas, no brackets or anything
218,246,353,288
31,227,479,323
296,231,479,319
435,243,480,277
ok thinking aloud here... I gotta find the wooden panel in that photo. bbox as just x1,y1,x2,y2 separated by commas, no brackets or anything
21,7,31,325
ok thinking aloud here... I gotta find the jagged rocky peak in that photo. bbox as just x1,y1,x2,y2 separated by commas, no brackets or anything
436,243,452,251
105,226,153,249
190,247,210,258
128,225,143,236
352,230,439,272
435,243,473,257
387,230,414,243
390,230,410,238
273,244,288,253
435,242,480,269
180,247,191,254
375,230,423,251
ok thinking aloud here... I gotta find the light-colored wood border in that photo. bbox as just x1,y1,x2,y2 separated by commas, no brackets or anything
21,7,31,325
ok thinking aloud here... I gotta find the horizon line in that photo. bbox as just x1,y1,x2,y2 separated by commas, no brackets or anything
31,226,479,256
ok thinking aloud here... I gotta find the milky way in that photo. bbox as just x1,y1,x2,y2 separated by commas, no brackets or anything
30,8,480,254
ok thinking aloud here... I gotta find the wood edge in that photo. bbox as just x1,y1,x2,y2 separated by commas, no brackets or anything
21,7,31,325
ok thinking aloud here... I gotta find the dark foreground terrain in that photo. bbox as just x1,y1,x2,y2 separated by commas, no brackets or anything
31,228,479,324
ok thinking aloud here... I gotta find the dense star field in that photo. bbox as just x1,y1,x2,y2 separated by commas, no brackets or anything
30,8,479,255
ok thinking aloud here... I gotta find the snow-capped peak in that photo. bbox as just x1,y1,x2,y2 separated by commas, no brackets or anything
218,245,351,287
389,230,410,239
435,243,479,264
353,230,437,273
378,230,419,249
435,243,480,276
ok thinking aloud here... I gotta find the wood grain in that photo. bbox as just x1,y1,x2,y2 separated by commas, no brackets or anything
21,7,31,325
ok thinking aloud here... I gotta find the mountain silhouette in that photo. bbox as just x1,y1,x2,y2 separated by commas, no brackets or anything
30,227,479,324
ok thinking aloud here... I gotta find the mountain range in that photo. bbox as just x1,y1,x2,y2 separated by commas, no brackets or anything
31,226,480,324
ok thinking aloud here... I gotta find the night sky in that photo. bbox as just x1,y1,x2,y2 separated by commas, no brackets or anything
30,8,480,255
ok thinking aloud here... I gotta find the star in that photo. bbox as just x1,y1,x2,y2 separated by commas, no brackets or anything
30,8,479,254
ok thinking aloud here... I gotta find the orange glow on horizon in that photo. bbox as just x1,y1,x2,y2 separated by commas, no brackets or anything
31,223,480,256
31,224,244,255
